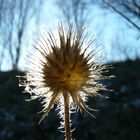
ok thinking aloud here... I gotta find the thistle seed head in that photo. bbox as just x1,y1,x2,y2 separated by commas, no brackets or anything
19,23,111,140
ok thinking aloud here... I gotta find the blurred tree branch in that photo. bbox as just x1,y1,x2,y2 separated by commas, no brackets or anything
102,0,140,31
90,0,140,60
55,0,90,29
0,0,43,71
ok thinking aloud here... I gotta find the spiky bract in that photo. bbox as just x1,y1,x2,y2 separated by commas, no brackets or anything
19,24,110,140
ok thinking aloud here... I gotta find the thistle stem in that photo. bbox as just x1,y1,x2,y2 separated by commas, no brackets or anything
63,93,71,140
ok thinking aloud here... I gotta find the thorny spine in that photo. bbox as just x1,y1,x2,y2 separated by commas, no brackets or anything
19,23,112,140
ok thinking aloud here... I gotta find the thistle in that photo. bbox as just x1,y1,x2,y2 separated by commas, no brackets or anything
19,23,111,140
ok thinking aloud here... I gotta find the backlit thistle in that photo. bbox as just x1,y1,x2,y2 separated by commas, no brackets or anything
19,24,111,140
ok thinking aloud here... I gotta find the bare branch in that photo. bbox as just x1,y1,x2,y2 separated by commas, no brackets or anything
0,0,43,70
102,0,140,31
55,0,90,29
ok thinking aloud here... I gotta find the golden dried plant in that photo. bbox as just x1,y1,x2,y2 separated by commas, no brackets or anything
19,23,111,140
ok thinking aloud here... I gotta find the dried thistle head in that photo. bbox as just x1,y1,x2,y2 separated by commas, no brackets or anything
19,24,111,140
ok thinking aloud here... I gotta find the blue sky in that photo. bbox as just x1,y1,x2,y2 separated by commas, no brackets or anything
1,0,140,71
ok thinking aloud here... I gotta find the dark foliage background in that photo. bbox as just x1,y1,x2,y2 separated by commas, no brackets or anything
0,60,140,140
